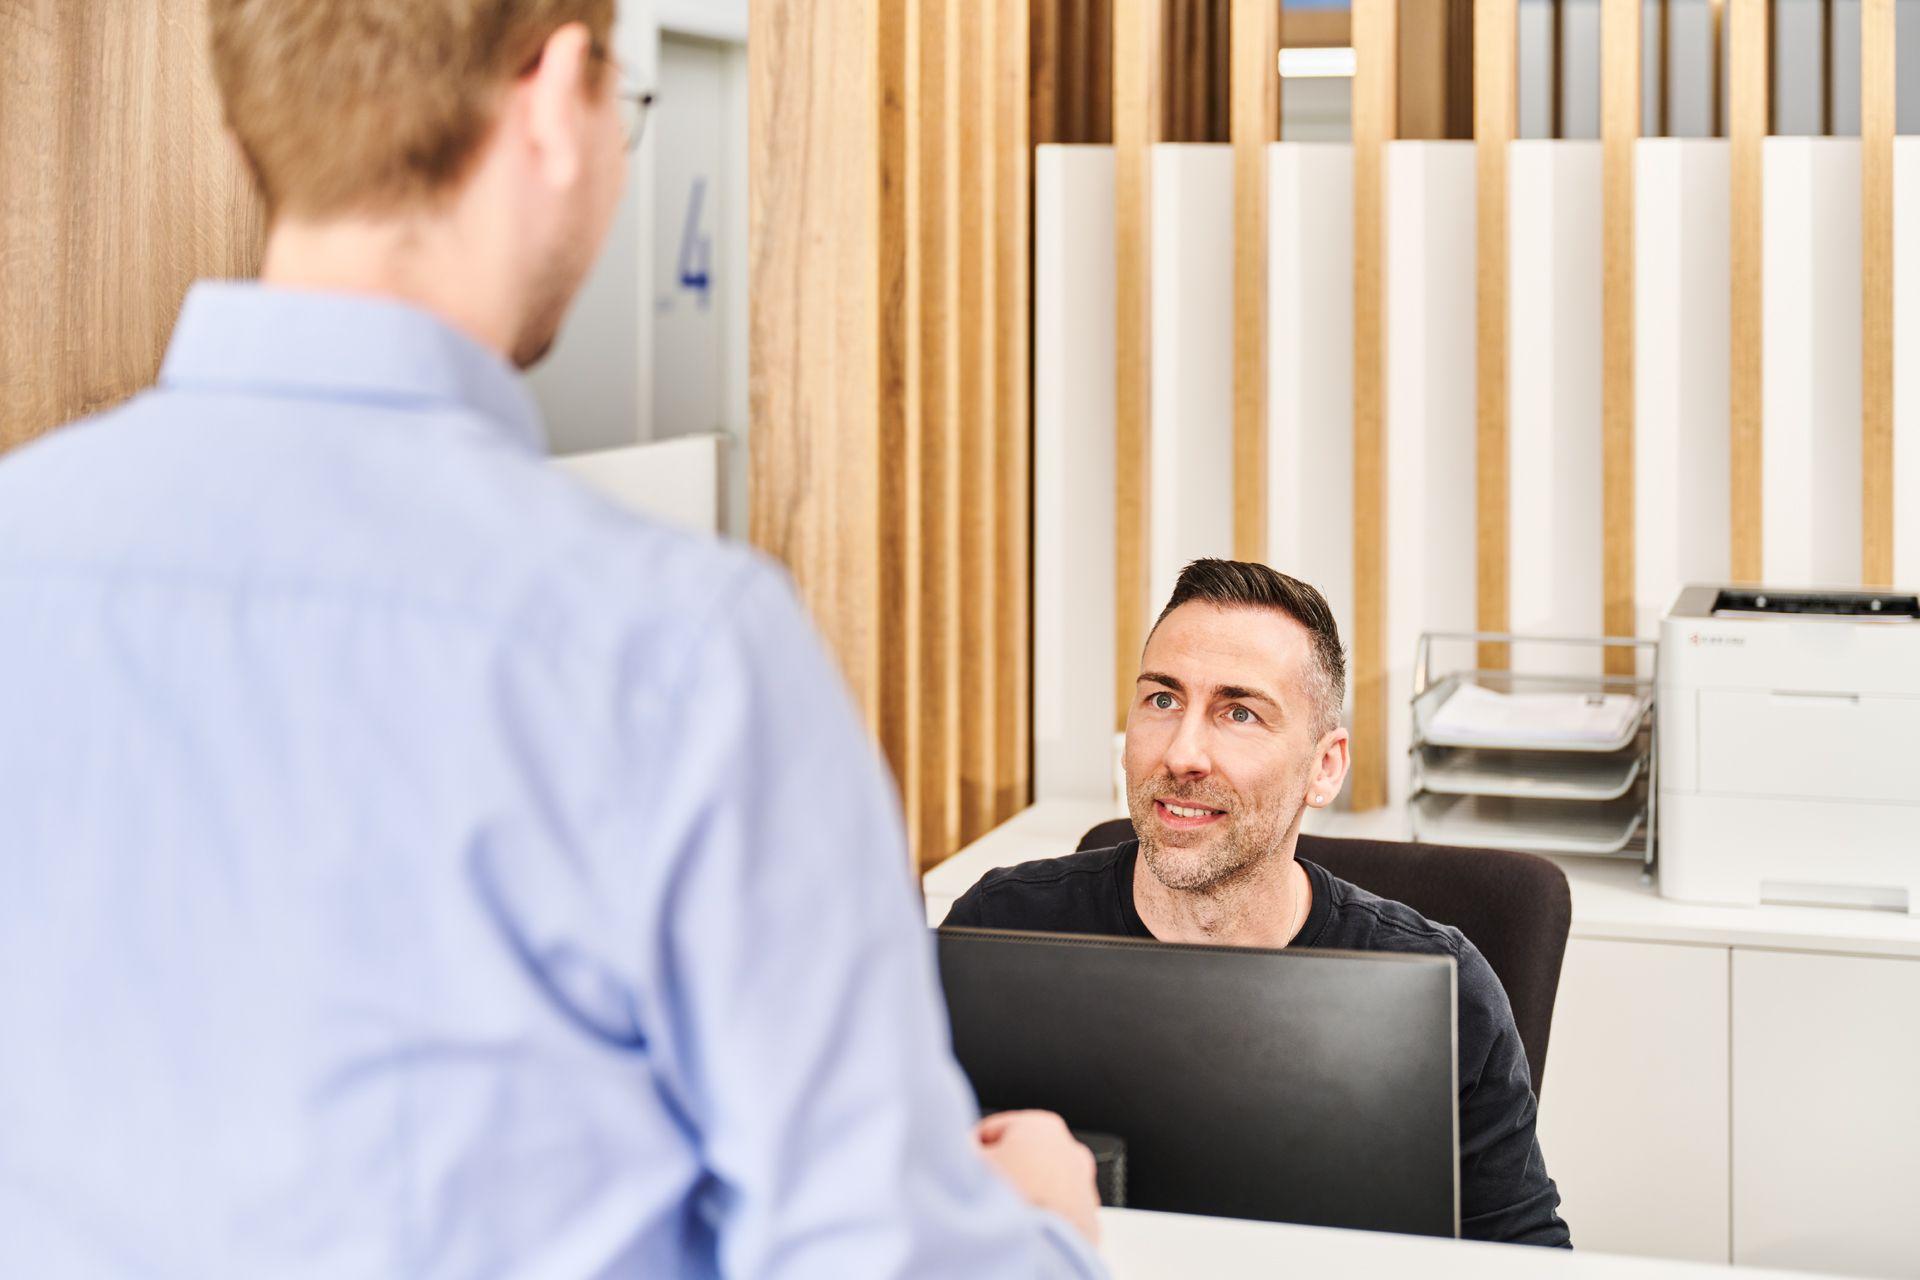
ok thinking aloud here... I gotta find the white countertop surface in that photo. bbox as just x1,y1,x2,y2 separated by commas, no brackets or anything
926,799,1920,959
1097,1208,1822,1278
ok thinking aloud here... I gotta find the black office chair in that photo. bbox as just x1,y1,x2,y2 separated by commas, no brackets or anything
1076,817,1572,1099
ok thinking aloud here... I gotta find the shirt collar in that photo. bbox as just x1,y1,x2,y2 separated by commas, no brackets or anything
159,281,546,453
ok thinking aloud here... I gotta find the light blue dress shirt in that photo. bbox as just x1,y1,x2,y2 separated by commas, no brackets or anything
0,284,1104,1279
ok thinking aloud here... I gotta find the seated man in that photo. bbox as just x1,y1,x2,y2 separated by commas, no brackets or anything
944,558,1571,1248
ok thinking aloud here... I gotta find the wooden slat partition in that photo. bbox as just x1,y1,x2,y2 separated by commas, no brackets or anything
1476,0,1518,671
1113,0,1162,727
915,0,962,861
878,0,921,848
957,0,996,840
753,0,1036,869
1729,0,1767,581
751,0,892,744
1350,0,1396,811
1232,0,1280,562
0,0,263,449
995,0,1034,823
1863,0,1895,587
1603,0,1641,671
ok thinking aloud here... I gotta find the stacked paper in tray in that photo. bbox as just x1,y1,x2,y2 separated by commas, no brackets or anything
1425,683,1641,748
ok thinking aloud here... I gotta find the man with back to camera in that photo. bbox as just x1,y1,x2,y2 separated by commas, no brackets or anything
944,559,1572,1248
0,2,1103,1274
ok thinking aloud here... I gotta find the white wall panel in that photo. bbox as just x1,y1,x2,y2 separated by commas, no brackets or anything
1536,939,1731,1263
1034,146,1118,801
1763,138,1863,588
1148,145,1236,615
1894,137,1920,585
1732,949,1920,1275
1635,140,1730,632
1268,143,1354,702
1510,141,1604,670
1384,142,1478,806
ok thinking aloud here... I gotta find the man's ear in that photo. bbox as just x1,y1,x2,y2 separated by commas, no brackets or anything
1309,726,1351,805
521,21,597,189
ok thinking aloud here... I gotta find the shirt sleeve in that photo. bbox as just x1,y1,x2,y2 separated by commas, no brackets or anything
625,562,1106,1279
939,886,990,929
1455,944,1573,1248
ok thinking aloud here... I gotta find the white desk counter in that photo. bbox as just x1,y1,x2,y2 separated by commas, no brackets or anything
924,799,1920,959
935,803,1920,1276
1099,1209,1823,1279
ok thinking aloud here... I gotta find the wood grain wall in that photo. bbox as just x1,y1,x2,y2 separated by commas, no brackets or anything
751,0,1033,869
1,0,263,450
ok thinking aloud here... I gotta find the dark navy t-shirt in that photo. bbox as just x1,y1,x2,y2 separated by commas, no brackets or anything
942,839,1572,1248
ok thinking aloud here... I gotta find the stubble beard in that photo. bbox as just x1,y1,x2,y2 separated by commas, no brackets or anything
1128,772,1309,895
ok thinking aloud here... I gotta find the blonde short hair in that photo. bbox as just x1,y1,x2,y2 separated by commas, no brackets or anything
209,0,615,217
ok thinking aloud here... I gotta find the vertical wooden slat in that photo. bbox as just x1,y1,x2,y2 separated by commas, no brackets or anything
1659,0,1672,138
1823,0,1837,138
1712,0,1727,138
1232,0,1280,561
1031,0,1060,144
1447,0,1476,140
1401,0,1475,141
1212,0,1232,141
1864,0,1895,586
1476,0,1517,670
1092,0,1116,142
910,0,961,861
1351,0,1396,810
1603,0,1640,669
1399,0,1449,141
1730,0,1767,580
750,0,889,804
957,0,997,842
878,0,921,854
1114,0,1161,725
995,0,1033,823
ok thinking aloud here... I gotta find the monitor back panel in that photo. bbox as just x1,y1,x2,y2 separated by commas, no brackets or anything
937,928,1459,1236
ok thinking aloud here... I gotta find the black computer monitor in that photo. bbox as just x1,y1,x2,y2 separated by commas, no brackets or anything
936,927,1459,1237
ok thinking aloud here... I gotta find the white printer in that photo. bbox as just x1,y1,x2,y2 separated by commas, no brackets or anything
1659,584,1920,913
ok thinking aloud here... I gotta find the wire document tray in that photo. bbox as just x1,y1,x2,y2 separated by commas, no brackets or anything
1409,632,1658,871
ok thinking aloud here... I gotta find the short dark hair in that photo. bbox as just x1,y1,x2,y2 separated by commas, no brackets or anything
1152,559,1347,734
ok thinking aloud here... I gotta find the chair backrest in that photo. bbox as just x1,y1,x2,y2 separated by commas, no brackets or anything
1076,817,1572,1098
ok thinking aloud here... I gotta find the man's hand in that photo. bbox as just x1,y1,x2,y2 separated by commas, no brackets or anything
973,1110,1101,1247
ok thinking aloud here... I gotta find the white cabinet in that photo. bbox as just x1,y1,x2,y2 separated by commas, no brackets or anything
1731,949,1920,1277
1536,938,1731,1262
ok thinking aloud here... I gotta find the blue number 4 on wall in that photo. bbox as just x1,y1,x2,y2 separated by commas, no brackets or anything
678,178,712,307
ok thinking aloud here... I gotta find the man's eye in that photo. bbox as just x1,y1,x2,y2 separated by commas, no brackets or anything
1151,692,1176,710
1227,706,1254,724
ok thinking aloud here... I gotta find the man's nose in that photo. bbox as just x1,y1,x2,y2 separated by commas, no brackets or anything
1163,709,1213,777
